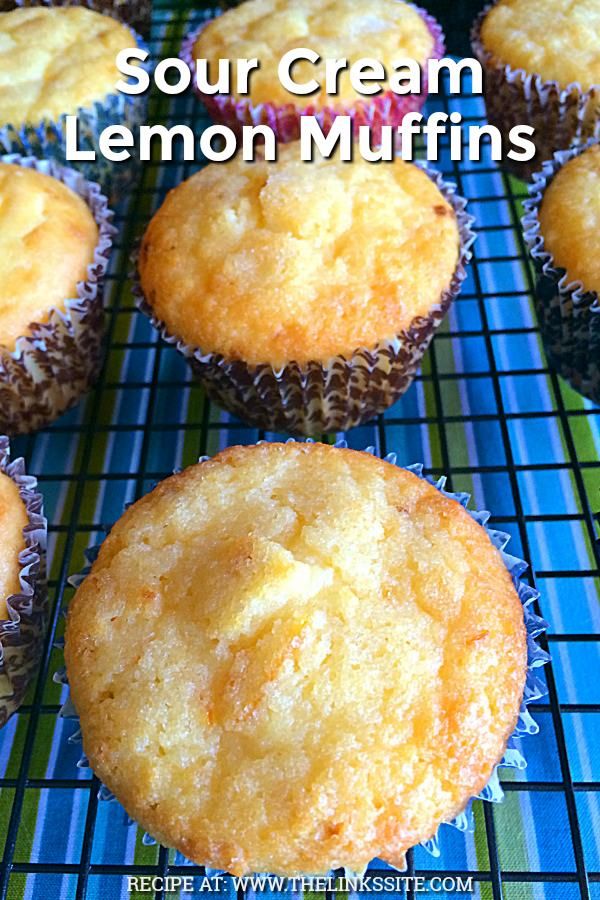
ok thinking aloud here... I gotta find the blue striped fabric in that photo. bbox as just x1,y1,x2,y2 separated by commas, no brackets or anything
0,6,598,900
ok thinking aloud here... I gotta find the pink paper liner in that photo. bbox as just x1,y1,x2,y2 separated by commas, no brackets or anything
471,3,600,180
180,5,445,143
132,163,475,436
0,154,116,435
0,435,47,726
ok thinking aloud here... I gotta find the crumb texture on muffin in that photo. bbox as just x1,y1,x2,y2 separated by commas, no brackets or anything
0,163,99,350
480,0,600,90
0,7,138,127
0,471,27,618
539,144,600,294
193,0,434,107
139,147,460,366
66,442,527,876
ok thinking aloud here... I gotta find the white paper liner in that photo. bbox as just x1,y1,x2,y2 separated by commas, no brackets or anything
471,4,600,180
133,163,475,436
0,153,116,435
55,441,549,870
0,25,150,199
180,5,445,143
0,435,47,726
522,140,600,404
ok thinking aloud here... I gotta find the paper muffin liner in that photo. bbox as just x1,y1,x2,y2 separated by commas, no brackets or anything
180,5,445,144
0,436,47,727
471,4,600,181
13,0,150,35
55,441,549,868
133,164,475,436
522,141,600,405
0,154,116,435
0,28,150,200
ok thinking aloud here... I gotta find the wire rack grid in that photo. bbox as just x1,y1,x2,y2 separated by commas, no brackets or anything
0,4,598,900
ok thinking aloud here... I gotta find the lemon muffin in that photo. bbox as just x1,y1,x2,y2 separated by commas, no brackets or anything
472,0,600,178
0,155,114,434
0,435,46,726
137,145,473,433
523,141,600,403
65,441,528,875
0,163,98,351
182,0,444,142
0,7,148,194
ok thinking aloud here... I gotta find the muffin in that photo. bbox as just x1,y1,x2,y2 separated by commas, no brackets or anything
0,155,115,434
181,0,445,143
0,6,149,195
65,440,535,875
135,145,474,434
0,435,46,726
14,0,150,36
472,0,600,179
523,141,600,403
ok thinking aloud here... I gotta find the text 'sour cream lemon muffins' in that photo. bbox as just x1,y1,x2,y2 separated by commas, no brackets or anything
0,6,149,195
135,145,474,435
0,155,115,434
0,435,46,726
472,0,600,179
14,0,150,37
523,141,600,404
64,441,547,875
181,0,445,143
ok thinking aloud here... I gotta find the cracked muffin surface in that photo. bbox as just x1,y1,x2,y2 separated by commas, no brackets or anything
65,441,526,876
0,6,139,127
139,146,460,366
192,0,435,108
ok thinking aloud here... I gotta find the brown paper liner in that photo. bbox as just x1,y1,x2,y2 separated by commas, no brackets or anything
471,4,600,181
0,436,47,726
13,0,150,35
0,154,116,435
133,165,475,436
522,141,600,404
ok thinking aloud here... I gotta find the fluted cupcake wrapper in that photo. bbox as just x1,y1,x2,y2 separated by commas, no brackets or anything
132,164,475,436
13,0,150,35
522,140,600,405
179,5,445,144
471,4,600,181
0,30,150,200
0,154,116,435
0,436,47,727
55,441,548,869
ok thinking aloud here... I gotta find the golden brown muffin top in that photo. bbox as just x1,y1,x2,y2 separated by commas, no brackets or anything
480,0,600,90
66,441,526,876
0,7,138,127
193,0,435,108
539,144,600,294
0,164,99,351
0,471,27,619
140,147,460,366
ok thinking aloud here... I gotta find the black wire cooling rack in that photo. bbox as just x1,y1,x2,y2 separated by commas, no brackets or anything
0,4,599,900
